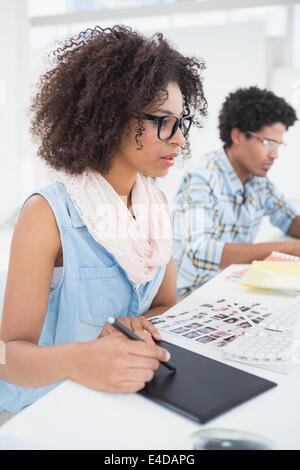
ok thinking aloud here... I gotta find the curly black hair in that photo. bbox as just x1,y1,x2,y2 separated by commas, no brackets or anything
218,86,297,148
30,25,207,175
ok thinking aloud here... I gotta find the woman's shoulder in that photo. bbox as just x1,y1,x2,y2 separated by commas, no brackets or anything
16,190,61,255
21,192,56,222
21,181,73,225
6,201,61,280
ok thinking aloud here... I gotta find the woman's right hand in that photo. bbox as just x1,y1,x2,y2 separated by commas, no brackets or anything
99,315,162,344
69,335,171,393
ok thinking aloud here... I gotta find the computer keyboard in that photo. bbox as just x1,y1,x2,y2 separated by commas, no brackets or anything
258,299,299,332
223,328,295,374
223,298,300,374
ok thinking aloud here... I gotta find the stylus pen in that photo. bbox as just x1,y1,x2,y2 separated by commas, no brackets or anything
108,316,176,373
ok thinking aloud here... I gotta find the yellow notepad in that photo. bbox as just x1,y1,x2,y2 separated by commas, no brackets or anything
241,261,300,291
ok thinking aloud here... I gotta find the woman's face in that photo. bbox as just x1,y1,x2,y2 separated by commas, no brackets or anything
114,82,186,178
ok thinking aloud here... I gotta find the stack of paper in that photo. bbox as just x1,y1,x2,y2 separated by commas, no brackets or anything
240,252,300,291
263,251,300,263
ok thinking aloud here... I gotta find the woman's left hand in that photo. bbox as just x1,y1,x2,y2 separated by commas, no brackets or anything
99,316,162,344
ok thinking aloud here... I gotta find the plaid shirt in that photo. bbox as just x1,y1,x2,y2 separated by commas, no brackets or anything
172,148,297,298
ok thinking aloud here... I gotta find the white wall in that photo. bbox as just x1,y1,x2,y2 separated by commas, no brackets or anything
155,22,266,203
27,20,267,203
1,4,300,223
0,1,20,219
155,22,300,206
268,67,300,201
26,19,300,206
0,0,31,221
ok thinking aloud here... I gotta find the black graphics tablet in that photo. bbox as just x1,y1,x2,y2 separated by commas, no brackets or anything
139,340,277,424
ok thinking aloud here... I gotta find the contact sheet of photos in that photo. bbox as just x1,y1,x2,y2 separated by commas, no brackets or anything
150,298,273,349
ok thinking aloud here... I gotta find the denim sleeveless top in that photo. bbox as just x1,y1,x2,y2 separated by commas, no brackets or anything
0,182,166,412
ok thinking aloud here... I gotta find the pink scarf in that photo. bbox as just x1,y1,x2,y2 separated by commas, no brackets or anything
49,170,172,284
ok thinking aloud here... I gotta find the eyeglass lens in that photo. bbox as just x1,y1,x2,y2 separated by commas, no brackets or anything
264,140,278,150
159,116,191,140
248,131,281,150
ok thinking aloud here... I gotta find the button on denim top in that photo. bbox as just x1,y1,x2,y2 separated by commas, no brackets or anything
0,182,166,412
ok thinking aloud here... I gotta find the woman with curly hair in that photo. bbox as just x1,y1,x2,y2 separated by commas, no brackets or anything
0,25,207,413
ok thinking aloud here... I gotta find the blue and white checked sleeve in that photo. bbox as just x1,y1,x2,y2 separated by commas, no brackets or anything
172,172,226,292
264,179,297,233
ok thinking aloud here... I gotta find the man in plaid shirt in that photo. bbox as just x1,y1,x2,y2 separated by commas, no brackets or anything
173,87,300,299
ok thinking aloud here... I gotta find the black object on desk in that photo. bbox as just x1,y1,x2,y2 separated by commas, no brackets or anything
139,340,277,424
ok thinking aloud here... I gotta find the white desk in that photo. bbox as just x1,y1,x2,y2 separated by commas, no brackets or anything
1,265,300,450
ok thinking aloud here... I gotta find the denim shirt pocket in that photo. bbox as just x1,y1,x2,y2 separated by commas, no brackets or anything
78,265,131,327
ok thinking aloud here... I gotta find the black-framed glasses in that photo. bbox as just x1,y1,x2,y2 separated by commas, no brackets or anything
247,131,286,150
141,113,193,141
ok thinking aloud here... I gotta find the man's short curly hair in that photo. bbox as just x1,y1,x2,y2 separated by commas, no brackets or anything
30,25,207,175
218,86,297,148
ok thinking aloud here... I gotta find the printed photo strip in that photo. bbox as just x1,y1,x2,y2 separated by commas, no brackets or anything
149,298,273,350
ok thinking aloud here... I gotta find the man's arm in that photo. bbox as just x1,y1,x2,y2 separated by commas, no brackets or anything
219,239,300,269
217,181,299,268
288,216,300,238
264,179,298,237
